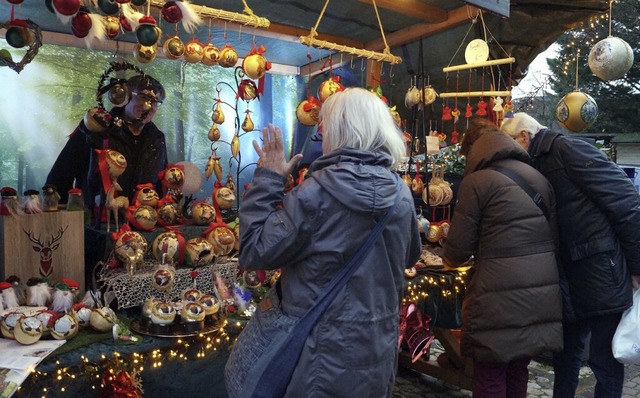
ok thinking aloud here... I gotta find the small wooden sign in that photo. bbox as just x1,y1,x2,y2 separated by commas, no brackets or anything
0,211,85,293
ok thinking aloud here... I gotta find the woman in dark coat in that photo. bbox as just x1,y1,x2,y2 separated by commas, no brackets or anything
443,119,563,398
225,88,422,397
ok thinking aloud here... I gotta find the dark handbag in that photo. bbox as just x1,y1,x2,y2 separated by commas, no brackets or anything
225,180,403,398
420,266,468,329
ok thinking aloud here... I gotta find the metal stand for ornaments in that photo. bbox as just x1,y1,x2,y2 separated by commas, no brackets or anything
206,66,262,215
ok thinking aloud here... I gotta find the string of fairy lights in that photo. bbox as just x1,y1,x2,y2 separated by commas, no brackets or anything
19,320,243,396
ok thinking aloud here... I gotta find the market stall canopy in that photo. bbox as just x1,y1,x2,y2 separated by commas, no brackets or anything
1,0,607,80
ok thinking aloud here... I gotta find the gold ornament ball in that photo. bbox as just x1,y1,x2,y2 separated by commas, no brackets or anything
205,225,236,256
89,308,116,333
150,301,176,325
181,302,206,322
242,53,269,79
318,79,344,103
133,43,157,64
114,230,148,264
163,36,185,60
219,46,238,68
296,100,320,126
106,149,127,178
157,203,178,226
184,40,204,63
185,237,215,267
1,312,22,339
201,44,220,66
151,267,176,291
152,231,182,263
191,202,217,225
132,205,158,231
51,313,79,340
199,294,220,316
14,316,43,345
215,186,236,210
137,186,159,207
555,91,599,133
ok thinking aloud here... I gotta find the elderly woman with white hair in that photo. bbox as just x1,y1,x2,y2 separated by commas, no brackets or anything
225,87,421,398
502,112,640,398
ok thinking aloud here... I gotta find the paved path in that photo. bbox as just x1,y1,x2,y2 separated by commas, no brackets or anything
392,341,640,397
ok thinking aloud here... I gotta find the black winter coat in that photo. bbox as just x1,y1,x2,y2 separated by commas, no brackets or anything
85,107,168,204
528,129,640,320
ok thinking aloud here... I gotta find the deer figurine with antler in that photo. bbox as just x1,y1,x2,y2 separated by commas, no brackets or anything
106,180,129,232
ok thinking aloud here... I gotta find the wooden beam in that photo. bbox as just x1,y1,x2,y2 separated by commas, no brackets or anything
358,0,448,23
266,22,365,49
365,6,482,51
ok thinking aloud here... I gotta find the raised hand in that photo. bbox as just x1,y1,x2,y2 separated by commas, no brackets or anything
253,124,303,178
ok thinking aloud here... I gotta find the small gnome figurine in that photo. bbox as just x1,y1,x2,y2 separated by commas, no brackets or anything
22,189,43,214
26,277,52,307
5,276,27,306
51,282,76,313
0,281,20,310
0,187,25,216
61,278,81,301
42,184,61,212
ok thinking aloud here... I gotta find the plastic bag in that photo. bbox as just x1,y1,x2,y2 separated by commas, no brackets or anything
612,288,640,364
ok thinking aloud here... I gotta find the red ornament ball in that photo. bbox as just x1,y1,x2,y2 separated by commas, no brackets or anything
7,0,25,4
71,11,92,38
52,0,81,16
162,2,183,24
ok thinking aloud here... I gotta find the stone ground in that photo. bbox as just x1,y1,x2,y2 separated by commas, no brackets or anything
392,340,640,398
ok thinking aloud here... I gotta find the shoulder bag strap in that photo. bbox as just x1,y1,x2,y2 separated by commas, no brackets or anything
489,165,550,220
253,178,405,398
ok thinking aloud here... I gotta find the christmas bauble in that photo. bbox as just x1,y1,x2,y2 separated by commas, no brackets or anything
1,312,22,339
51,313,79,340
163,36,185,60
119,13,132,31
182,288,202,302
105,149,127,178
5,26,30,48
131,205,158,231
296,99,320,126
184,237,214,267
318,78,344,103
74,307,93,327
163,166,185,190
181,302,205,322
142,298,162,318
136,23,160,46
204,225,236,256
108,83,129,106
243,270,262,289
130,0,146,5
114,230,148,264
14,317,43,345
71,9,92,38
161,1,183,24
242,53,269,79
35,311,55,335
555,91,599,133
202,44,220,66
184,40,204,63
152,231,183,263
237,79,258,101
191,202,216,225
104,15,121,39
52,0,81,16
133,43,157,64
199,294,220,316
136,186,159,207
218,45,238,68
215,186,236,210
151,266,176,291
588,36,634,81
156,203,178,226
150,301,175,325
89,307,116,333
97,0,119,15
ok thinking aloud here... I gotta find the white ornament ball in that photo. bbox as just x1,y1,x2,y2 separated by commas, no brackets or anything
51,313,79,340
588,36,634,81
555,91,599,133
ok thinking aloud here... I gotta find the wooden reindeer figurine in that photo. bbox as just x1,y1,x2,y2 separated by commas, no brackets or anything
106,180,129,232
